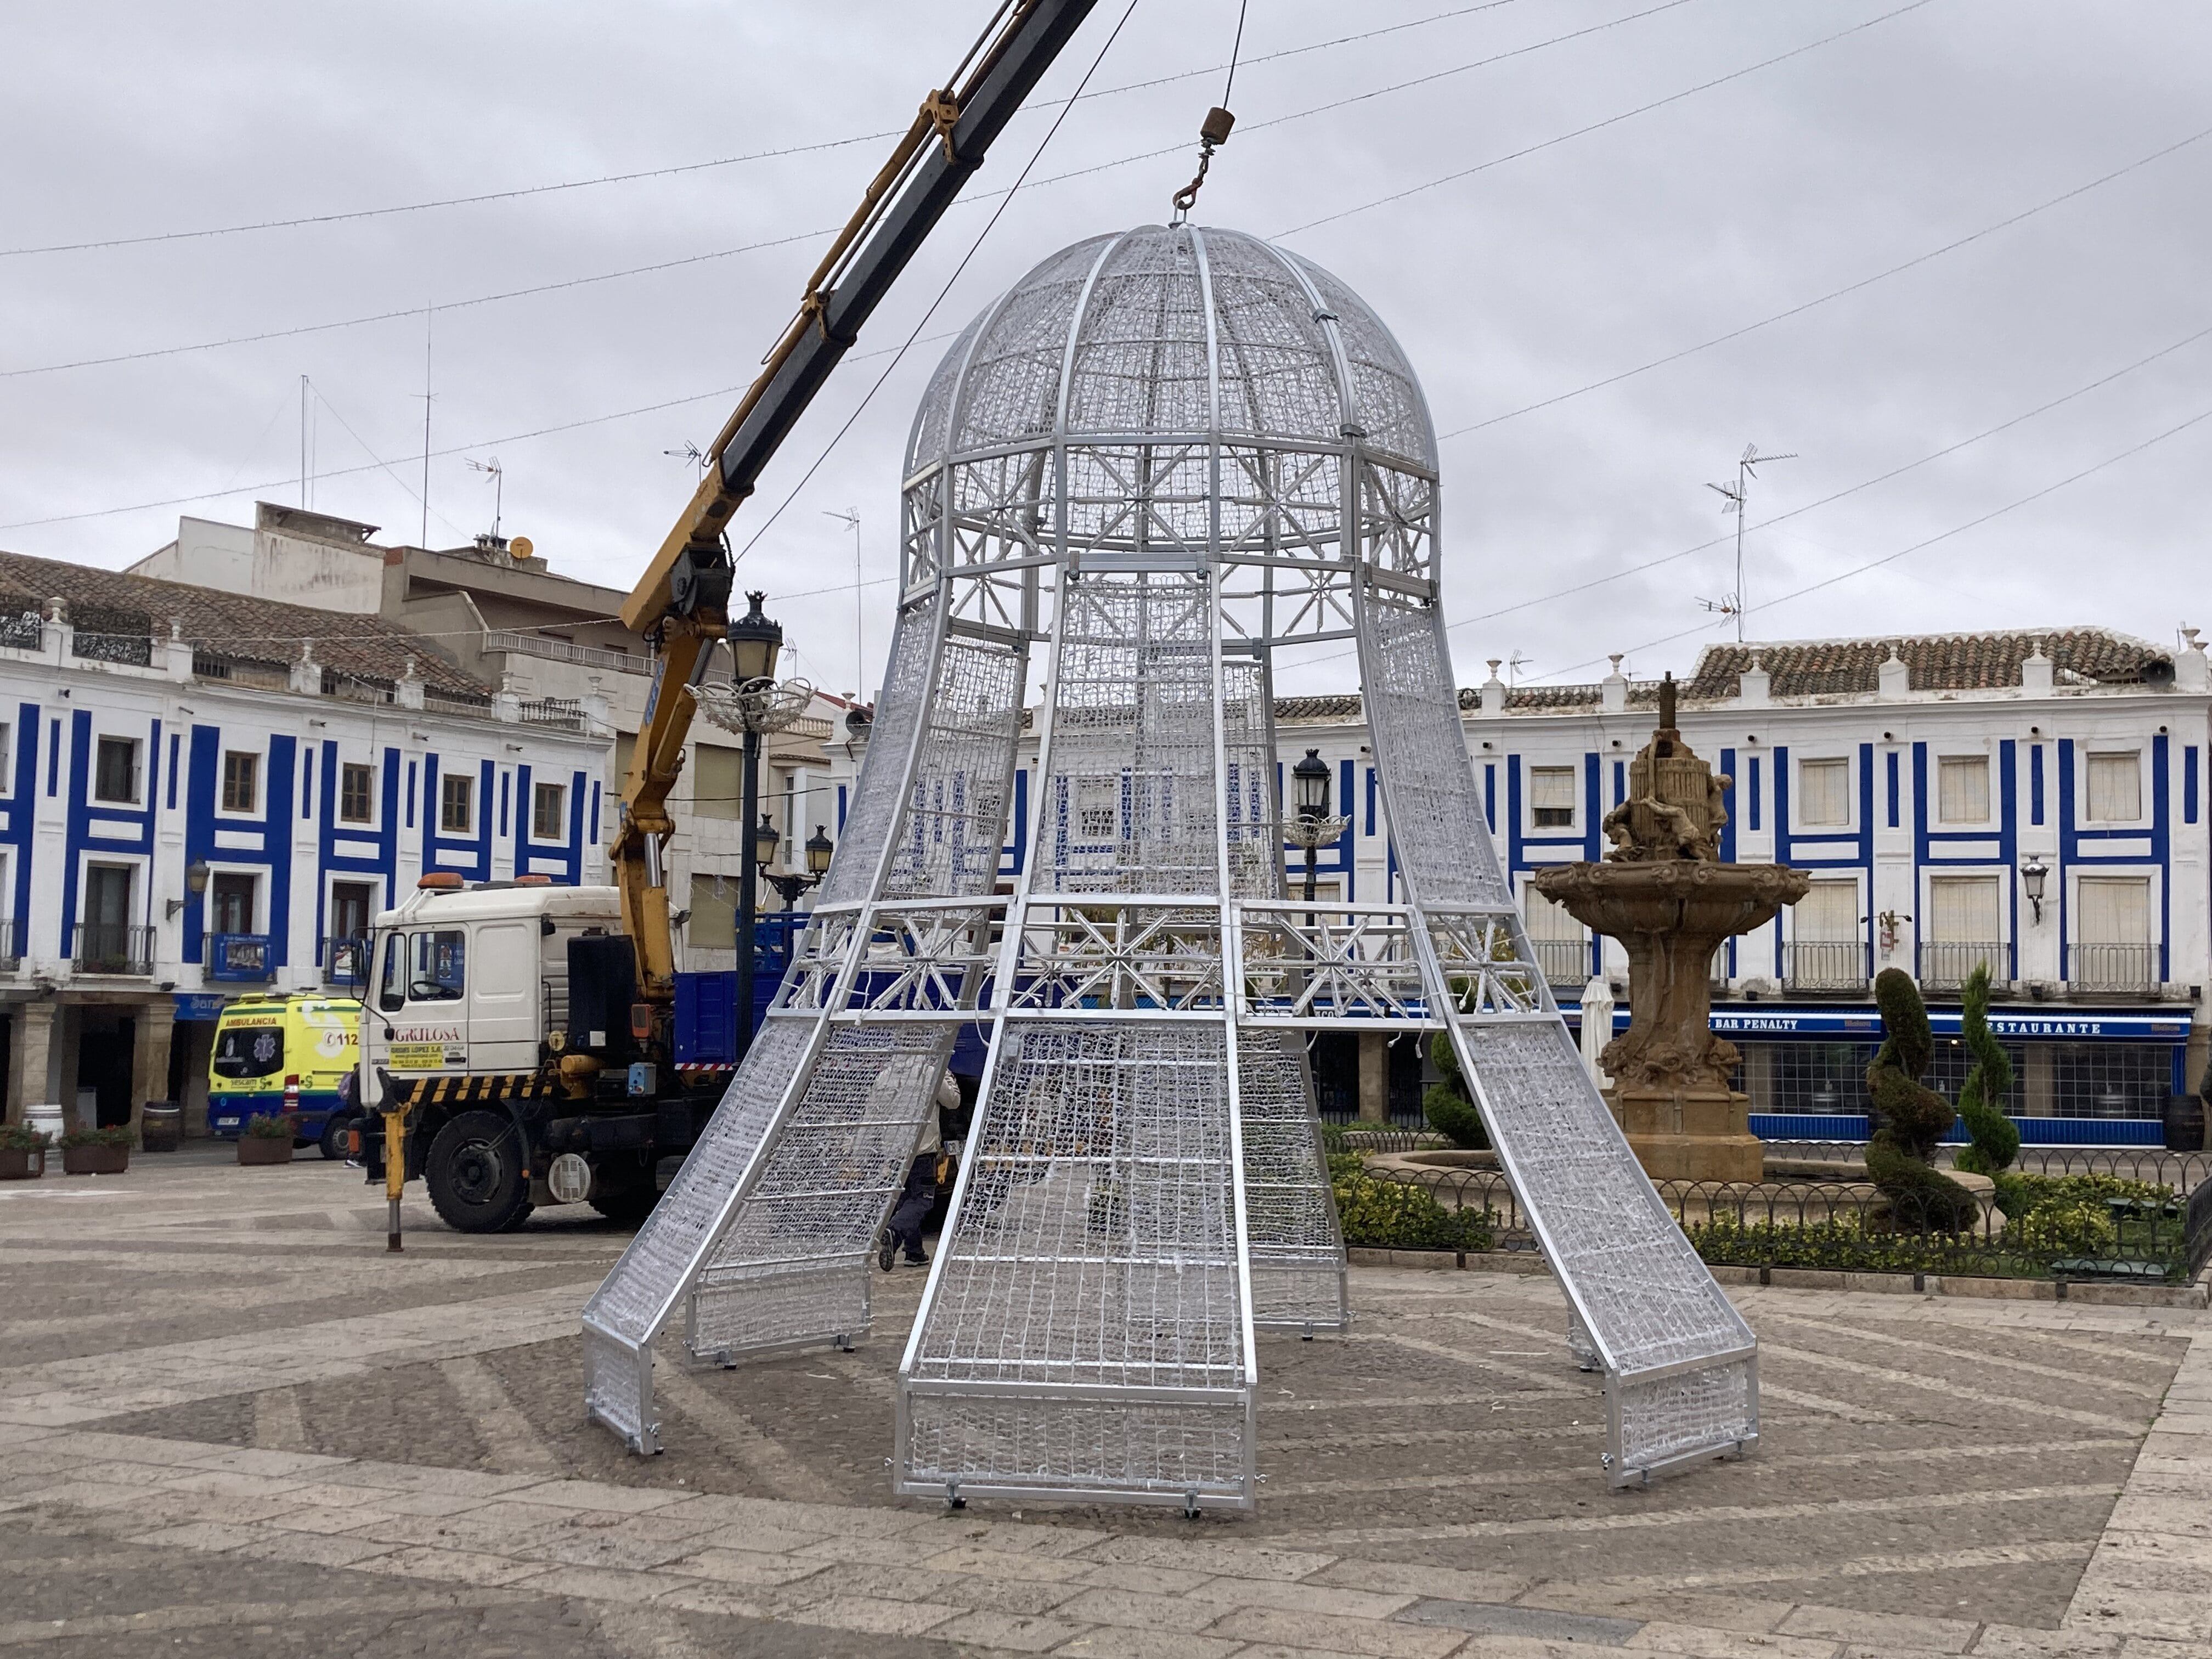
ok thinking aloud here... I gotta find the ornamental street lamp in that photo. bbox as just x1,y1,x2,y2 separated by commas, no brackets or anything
1283,749,1349,932
2021,854,2050,925
693,591,816,1060
757,816,834,909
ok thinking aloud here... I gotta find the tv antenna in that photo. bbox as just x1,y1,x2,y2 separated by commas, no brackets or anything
823,509,863,690
464,456,503,539
664,441,708,471
1703,443,1796,642
1507,651,1533,686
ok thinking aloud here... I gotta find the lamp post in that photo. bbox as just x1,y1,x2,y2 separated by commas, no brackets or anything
2021,854,2049,926
1283,749,1348,936
722,592,782,1061
757,817,834,909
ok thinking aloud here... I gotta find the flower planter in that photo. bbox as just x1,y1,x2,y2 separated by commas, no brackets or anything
0,1147,44,1180
61,1143,129,1176
238,1136,294,1166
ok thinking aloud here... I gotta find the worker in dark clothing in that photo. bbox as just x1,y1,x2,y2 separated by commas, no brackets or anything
881,1071,960,1268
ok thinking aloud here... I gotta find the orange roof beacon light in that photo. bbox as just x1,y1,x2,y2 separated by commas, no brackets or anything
514,874,553,886
417,871,465,891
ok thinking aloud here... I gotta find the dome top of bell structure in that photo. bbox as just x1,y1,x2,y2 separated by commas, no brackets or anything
906,222,1436,478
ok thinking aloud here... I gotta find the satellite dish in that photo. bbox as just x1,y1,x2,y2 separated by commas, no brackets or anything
509,536,534,560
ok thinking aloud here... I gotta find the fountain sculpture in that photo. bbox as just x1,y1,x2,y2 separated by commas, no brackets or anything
1534,676,1808,1184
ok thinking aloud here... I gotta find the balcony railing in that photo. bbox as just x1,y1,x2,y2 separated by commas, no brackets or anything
72,923,154,976
483,629,646,675
207,933,275,983
0,916,21,970
1784,940,1869,995
320,934,369,989
1528,936,1591,989
518,696,587,732
2069,942,2157,995
1920,940,2001,993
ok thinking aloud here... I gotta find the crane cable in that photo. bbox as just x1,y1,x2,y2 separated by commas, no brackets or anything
1171,0,1248,222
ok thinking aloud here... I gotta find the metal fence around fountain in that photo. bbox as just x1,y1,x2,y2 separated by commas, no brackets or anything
1756,1140,2212,1197
1375,1161,2210,1287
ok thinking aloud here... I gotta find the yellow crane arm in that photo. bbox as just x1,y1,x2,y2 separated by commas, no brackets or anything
610,0,1097,1001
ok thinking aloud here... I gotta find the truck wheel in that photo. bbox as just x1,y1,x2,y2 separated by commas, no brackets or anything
588,1187,658,1224
425,1111,534,1233
317,1114,354,1162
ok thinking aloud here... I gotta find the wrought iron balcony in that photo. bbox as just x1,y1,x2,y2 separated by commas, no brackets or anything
2068,942,2157,995
0,917,21,970
1783,940,1869,995
1918,940,2001,994
207,933,275,983
1528,936,1592,990
319,934,369,989
72,922,154,976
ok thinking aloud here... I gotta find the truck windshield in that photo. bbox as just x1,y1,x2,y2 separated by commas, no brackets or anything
213,1025,284,1079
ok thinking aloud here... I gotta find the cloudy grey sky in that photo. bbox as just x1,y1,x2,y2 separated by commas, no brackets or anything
3,1,2206,699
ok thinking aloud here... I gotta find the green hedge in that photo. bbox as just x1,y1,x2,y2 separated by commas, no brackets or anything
1329,1154,1493,1252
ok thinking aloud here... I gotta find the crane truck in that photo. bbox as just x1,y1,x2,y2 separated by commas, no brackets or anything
357,0,1098,1234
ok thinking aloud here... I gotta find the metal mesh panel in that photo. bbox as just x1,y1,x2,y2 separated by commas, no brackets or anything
816,594,942,908
886,637,1025,899
899,1019,1252,1503
1039,575,1218,895
580,1012,817,1346
1359,597,1510,906
1612,1358,1757,1482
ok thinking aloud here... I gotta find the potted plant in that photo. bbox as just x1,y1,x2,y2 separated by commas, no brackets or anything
0,1123,49,1180
238,1112,297,1165
59,1125,131,1176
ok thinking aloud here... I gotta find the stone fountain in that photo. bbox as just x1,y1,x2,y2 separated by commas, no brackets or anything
1533,676,1807,1184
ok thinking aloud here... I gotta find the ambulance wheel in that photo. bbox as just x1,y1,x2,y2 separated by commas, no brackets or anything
425,1111,533,1233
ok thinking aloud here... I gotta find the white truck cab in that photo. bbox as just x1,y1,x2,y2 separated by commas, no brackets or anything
361,877,624,1108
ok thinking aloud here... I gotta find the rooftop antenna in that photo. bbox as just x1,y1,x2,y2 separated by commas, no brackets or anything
299,375,310,510
664,441,708,471
1508,650,1533,686
824,508,863,686
417,306,435,549
465,456,504,539
1704,443,1796,643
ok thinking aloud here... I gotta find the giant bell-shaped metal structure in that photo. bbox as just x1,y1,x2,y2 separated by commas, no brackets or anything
581,223,1759,1510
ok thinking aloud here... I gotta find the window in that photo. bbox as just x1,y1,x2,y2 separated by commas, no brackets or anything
221,751,258,813
1927,876,2001,942
378,933,406,1012
2086,751,2142,822
2075,876,2149,945
532,780,566,840
694,744,742,821
94,737,137,803
407,930,466,1001
1528,766,1576,829
1795,879,1861,941
340,763,374,823
1797,758,1849,826
212,1022,284,1080
1937,755,1989,824
688,873,736,949
1522,884,1584,941
1076,776,1118,840
209,871,256,935
80,864,135,971
439,772,473,834
0,722,11,790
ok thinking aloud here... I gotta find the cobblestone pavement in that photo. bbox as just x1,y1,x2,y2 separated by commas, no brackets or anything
3,1153,2207,1656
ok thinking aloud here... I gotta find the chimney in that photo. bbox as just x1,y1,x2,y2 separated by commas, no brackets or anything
1737,653,1770,708
1877,645,1910,701
2179,627,2209,693
1600,654,1628,713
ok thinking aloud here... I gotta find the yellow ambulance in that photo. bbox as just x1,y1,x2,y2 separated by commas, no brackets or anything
207,994,363,1158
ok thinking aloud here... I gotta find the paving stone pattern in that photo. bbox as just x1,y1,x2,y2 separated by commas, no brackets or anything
2,1155,2207,1657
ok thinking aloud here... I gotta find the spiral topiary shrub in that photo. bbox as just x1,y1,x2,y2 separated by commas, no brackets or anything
1951,963,2021,1176
1863,968,1980,1231
1422,1030,1489,1149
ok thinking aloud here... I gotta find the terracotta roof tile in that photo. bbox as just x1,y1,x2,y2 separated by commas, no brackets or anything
0,548,490,696
1689,629,2164,698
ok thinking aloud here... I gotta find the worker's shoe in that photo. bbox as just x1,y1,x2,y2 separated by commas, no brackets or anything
904,1250,929,1268
878,1229,895,1272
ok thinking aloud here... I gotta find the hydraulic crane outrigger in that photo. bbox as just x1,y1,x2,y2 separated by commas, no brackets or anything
611,0,1097,1033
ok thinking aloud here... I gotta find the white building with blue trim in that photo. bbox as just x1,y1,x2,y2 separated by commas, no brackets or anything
0,548,608,1139
831,626,2210,1146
